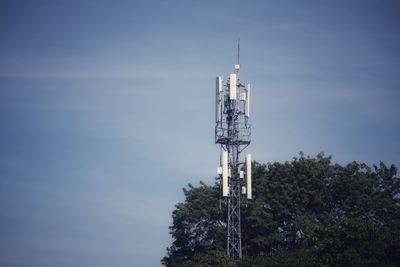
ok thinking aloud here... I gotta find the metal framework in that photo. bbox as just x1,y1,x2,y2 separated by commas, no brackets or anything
215,45,252,260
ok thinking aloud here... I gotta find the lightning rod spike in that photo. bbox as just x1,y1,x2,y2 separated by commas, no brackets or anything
238,37,240,65
235,38,241,73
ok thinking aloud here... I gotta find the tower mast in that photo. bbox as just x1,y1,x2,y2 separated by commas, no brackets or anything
215,41,252,260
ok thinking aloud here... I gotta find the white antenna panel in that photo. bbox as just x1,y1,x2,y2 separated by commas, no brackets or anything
242,186,246,194
215,76,223,122
217,166,222,175
245,83,251,117
217,76,223,92
240,92,246,101
229,74,237,100
246,153,252,199
240,170,244,179
222,151,229,197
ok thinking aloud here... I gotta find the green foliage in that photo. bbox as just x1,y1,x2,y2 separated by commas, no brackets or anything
162,153,400,266
161,181,229,266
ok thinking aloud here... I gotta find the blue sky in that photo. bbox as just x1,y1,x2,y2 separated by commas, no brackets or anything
0,1,399,266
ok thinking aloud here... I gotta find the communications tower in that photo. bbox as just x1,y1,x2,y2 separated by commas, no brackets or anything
215,42,252,260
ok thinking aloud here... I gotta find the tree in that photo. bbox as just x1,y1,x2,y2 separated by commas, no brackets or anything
162,153,400,266
161,182,234,266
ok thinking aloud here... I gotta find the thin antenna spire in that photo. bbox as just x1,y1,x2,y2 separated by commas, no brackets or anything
235,38,241,73
237,37,240,65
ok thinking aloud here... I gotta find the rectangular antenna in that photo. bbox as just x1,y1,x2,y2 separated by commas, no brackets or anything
222,151,229,197
229,74,237,100
246,153,252,199
216,76,223,122
245,83,251,117
217,166,222,175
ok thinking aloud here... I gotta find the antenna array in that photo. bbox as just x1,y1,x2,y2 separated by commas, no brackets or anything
215,42,252,260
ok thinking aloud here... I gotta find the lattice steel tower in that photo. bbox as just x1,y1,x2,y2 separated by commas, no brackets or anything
215,42,252,260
